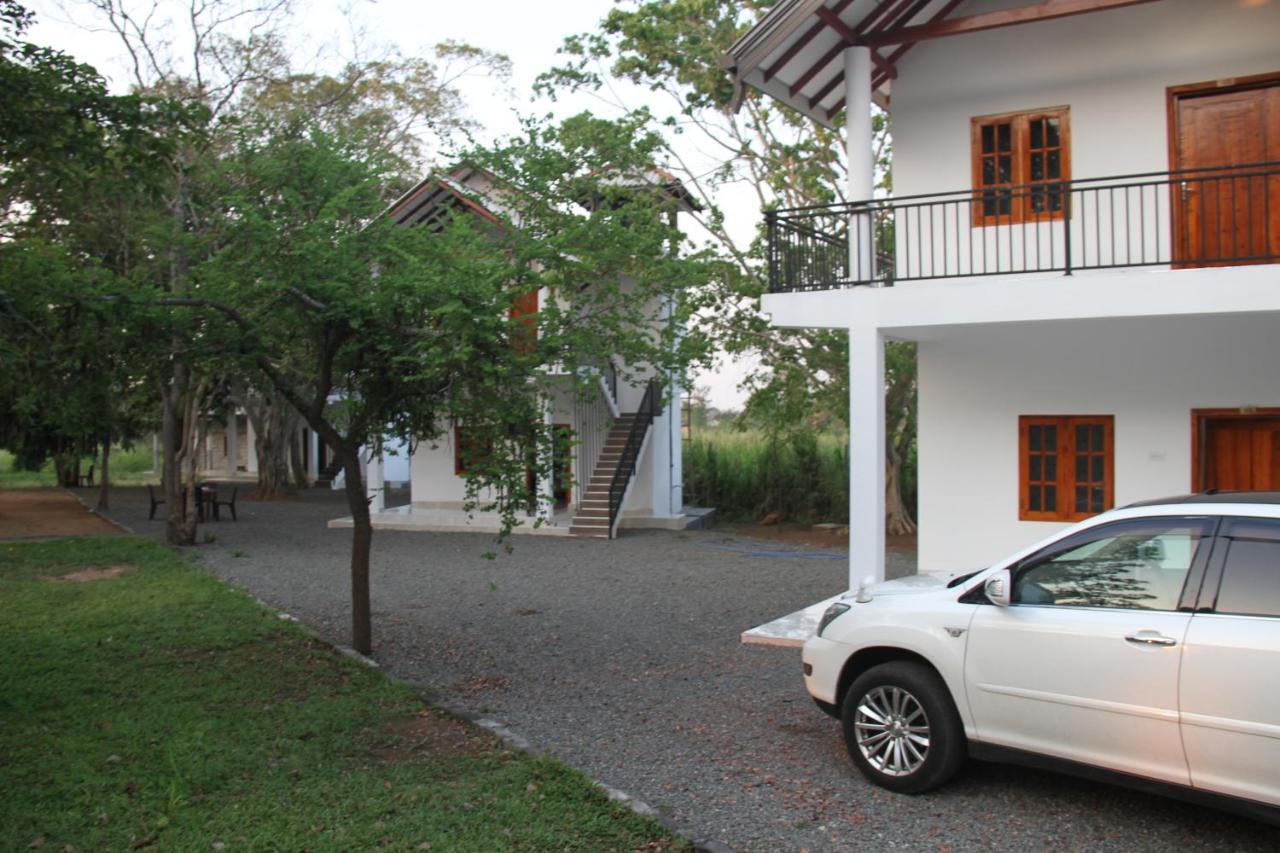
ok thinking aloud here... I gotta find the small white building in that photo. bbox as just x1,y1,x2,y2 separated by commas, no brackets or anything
723,0,1280,585
344,167,696,538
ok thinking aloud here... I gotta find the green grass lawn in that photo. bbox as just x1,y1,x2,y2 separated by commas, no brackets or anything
0,537,684,851
0,446,158,488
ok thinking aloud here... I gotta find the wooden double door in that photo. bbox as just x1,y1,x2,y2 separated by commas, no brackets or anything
1195,410,1280,492
1170,75,1280,266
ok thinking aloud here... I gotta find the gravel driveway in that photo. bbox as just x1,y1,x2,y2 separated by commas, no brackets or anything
97,487,1279,851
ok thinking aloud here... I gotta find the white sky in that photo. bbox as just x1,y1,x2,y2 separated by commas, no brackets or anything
27,0,760,410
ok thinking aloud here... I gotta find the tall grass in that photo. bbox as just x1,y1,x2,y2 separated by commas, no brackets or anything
0,445,157,488
683,428,849,523
684,427,919,525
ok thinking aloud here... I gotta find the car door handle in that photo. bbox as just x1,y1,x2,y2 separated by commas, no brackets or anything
1124,631,1178,647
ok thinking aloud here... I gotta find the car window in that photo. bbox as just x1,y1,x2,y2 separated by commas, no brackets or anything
1214,519,1280,618
1013,519,1212,610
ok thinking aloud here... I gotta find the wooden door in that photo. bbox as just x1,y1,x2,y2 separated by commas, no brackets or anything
1170,79,1280,266
1197,414,1280,492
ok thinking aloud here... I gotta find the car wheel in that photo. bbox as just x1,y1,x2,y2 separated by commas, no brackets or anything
841,661,966,794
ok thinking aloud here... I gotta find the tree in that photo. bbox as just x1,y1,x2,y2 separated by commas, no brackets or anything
171,111,711,654
0,2,187,494
539,0,917,533
224,46,512,499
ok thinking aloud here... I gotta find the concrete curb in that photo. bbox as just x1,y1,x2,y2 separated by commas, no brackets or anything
61,486,136,535
268,606,733,852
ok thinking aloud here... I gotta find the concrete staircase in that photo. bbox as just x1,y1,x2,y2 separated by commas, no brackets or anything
569,413,639,538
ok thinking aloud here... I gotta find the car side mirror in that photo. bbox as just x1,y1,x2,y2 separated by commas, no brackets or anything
984,569,1012,607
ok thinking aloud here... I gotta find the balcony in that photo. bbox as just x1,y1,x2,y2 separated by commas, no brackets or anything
765,162,1280,293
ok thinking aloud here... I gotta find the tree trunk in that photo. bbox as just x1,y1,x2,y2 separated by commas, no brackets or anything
97,437,110,511
161,379,193,545
52,453,78,488
289,429,310,489
246,393,299,499
162,369,203,546
885,454,916,536
338,443,373,655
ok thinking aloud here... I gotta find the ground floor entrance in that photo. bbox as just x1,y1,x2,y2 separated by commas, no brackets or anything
1194,409,1280,491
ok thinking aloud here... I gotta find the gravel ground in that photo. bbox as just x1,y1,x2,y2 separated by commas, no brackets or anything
95,486,1279,851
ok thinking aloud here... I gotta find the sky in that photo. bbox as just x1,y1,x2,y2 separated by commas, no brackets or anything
27,0,761,410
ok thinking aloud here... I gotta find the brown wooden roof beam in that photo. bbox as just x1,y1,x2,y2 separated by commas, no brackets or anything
861,0,1166,48
788,41,847,97
869,0,968,89
816,8,898,79
763,0,858,83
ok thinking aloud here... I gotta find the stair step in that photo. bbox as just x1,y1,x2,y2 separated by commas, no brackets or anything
570,528,609,538
574,510,609,520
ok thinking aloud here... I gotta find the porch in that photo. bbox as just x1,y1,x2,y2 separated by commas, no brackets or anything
766,161,1280,293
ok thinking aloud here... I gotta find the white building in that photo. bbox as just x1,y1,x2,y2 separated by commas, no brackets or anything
341,167,696,538
723,0,1280,586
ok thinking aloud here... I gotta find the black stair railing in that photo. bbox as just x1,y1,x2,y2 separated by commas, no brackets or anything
606,378,661,538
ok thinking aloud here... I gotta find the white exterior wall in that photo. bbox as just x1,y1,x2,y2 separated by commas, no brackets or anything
410,432,469,506
893,0,1278,197
917,312,1280,573
887,0,1280,279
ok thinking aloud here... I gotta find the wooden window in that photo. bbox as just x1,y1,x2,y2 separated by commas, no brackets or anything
454,426,492,476
972,107,1070,226
510,289,538,354
1019,415,1113,522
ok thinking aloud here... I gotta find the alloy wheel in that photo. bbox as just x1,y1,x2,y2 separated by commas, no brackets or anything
854,685,931,777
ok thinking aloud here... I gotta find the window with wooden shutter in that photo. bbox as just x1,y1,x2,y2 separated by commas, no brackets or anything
972,107,1070,227
1019,415,1113,521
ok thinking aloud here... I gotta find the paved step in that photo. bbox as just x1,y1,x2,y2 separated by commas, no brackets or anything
569,408,652,539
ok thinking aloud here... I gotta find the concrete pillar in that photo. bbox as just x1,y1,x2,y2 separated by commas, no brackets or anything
536,403,554,523
849,325,886,588
668,375,683,515
226,412,238,476
844,45,875,283
366,448,385,513
309,429,321,482
245,418,258,474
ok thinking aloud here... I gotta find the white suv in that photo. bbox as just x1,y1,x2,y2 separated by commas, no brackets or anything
804,494,1280,823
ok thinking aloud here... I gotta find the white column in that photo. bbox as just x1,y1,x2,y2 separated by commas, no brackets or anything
366,448,385,513
309,429,321,483
844,45,875,283
245,418,258,474
849,325,886,588
226,413,238,476
536,403,554,523
668,377,683,515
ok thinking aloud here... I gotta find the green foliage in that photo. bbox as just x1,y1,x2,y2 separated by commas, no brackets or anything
541,1,917,528
684,428,849,523
0,446,154,488
0,537,684,850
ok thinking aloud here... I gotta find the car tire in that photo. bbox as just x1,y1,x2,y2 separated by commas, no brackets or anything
841,661,966,794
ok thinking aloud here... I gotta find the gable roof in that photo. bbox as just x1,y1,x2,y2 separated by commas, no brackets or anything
383,166,503,229
721,0,1163,128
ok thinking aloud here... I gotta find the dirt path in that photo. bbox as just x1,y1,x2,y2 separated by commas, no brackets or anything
0,489,125,540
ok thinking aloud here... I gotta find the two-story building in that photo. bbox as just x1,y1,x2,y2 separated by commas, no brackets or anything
336,166,697,539
723,0,1280,590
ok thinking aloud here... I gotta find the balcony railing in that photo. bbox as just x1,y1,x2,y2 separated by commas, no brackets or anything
765,161,1280,293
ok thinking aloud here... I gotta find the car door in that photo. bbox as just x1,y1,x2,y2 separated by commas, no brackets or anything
965,517,1215,785
1180,516,1280,807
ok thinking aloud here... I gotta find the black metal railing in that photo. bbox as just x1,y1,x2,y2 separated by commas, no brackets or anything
766,161,1280,293
607,378,660,538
